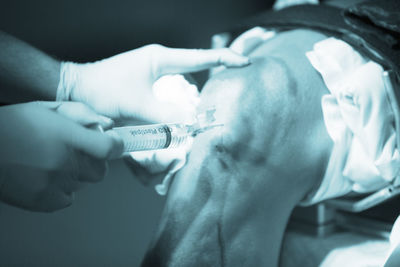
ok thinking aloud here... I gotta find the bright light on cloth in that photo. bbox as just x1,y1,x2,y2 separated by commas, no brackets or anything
129,74,200,195
303,37,400,204
273,0,319,11
229,27,400,204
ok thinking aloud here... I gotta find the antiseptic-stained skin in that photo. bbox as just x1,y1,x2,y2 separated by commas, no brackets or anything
142,29,334,267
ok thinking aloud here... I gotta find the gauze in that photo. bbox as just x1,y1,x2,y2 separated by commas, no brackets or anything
129,74,200,195
302,37,400,204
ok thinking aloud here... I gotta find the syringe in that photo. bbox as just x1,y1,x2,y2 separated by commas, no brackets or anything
109,108,223,152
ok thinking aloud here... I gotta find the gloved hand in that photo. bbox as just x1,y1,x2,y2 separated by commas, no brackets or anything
210,27,275,76
125,74,199,194
0,101,123,212
56,44,250,123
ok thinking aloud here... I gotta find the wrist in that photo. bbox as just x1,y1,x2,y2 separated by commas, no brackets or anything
56,61,81,102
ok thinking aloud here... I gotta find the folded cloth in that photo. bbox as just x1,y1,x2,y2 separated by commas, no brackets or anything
302,37,400,204
390,216,400,255
132,29,400,202
229,26,276,55
129,74,199,195
228,27,400,204
273,0,319,10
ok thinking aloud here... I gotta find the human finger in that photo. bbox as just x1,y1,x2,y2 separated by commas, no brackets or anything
0,165,74,212
123,156,167,186
229,26,275,55
64,123,124,160
74,152,108,183
156,47,250,77
37,171,77,212
36,101,114,129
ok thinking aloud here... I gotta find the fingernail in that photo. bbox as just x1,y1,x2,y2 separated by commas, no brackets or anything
228,55,251,67
99,116,114,129
239,56,251,66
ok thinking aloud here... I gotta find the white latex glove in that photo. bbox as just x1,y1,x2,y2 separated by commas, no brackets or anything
126,74,199,194
57,44,250,123
0,101,123,212
210,27,275,76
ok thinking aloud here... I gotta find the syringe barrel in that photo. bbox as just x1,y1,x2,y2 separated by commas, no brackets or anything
112,123,190,152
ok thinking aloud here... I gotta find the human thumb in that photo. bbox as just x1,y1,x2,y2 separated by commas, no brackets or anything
50,102,114,129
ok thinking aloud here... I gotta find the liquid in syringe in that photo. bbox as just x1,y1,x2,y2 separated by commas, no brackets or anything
110,108,223,152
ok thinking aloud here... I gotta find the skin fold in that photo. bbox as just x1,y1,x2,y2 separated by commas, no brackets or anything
142,29,334,267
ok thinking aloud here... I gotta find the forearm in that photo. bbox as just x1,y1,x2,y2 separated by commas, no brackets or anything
0,31,60,103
